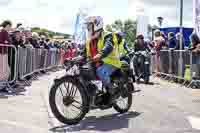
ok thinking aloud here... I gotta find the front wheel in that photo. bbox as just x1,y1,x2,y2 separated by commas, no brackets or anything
144,76,150,84
49,76,89,125
144,64,150,84
113,83,133,113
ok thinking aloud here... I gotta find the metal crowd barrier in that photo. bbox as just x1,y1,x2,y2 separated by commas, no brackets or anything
0,44,17,90
151,49,200,87
0,44,63,90
18,47,62,79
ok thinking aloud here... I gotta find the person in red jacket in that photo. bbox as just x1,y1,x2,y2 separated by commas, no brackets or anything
64,42,77,60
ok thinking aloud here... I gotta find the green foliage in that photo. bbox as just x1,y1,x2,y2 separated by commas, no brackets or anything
112,19,123,31
105,24,113,32
124,19,136,48
106,19,137,48
31,27,71,39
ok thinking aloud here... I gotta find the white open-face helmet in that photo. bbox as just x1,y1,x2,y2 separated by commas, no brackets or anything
85,16,103,32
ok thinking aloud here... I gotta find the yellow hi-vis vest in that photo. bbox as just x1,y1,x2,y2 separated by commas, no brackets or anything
119,39,127,56
86,32,121,68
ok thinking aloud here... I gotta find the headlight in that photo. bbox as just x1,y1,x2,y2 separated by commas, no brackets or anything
66,65,80,75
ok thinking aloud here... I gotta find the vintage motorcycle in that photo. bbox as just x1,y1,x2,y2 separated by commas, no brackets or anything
49,54,135,125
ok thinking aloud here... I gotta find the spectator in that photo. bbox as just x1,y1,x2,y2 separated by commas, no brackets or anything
190,33,200,52
16,23,22,29
24,27,32,44
9,29,25,83
154,30,165,52
0,20,12,44
175,32,185,50
23,31,33,48
11,29,26,48
63,42,76,59
71,43,77,56
48,40,55,49
30,32,40,48
153,29,165,73
161,31,167,41
190,33,200,79
46,38,50,45
24,27,32,39
0,20,12,84
134,34,150,52
25,41,34,48
54,41,61,49
168,32,176,49
39,35,49,49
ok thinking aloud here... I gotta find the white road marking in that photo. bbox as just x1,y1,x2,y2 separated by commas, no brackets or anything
188,116,200,130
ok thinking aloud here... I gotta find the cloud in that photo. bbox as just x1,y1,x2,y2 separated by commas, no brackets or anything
0,0,13,6
0,0,129,34
128,0,193,27
2,0,193,34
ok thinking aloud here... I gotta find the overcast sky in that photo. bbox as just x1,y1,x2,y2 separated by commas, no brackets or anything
0,0,194,34
129,0,193,28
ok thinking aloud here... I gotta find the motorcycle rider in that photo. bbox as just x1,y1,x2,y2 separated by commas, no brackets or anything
116,32,130,62
83,16,121,103
133,34,151,81
134,34,150,52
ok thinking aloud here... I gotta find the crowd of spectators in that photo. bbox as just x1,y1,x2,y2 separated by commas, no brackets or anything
0,20,78,91
150,30,186,51
0,20,67,50
149,29,200,53
135,29,200,73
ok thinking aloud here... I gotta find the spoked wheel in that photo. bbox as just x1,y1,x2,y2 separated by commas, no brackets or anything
113,83,133,113
49,77,89,125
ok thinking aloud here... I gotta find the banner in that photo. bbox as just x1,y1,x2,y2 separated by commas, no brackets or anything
73,9,88,46
194,0,200,37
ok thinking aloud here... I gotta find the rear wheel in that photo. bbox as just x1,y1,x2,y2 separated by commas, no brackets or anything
49,76,89,125
113,83,133,113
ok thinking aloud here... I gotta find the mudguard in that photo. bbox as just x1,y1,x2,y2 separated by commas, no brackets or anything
54,74,90,98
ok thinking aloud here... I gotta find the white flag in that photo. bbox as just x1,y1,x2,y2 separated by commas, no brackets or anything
194,0,200,37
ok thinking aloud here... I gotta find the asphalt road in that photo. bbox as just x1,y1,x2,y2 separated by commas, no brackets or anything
1,70,200,133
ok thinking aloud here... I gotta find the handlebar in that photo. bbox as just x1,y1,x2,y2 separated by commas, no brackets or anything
64,56,93,68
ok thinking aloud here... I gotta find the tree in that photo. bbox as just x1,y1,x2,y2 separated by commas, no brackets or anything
105,24,113,32
105,19,137,48
31,27,71,39
112,19,123,32
124,19,137,47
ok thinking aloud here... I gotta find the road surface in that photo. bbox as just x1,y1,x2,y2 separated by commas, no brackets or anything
47,70,200,133
0,69,200,133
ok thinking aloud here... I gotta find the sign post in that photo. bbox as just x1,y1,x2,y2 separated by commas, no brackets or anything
179,0,183,78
